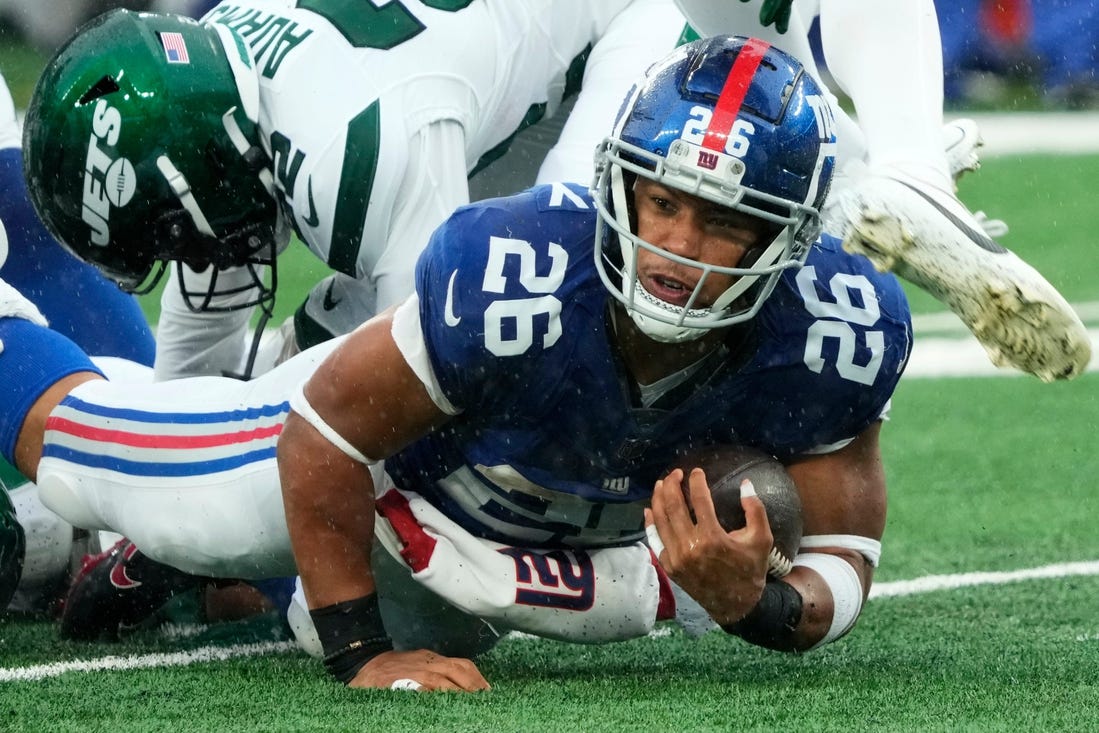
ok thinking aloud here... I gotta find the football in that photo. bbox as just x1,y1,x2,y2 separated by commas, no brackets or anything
666,444,802,577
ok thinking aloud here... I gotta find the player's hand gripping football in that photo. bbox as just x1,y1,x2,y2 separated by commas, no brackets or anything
350,649,490,692
645,467,773,627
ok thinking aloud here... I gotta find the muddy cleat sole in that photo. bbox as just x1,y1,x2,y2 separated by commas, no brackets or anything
60,537,203,641
841,174,1091,381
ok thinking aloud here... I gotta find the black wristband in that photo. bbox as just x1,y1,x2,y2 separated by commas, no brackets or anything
721,580,804,650
310,594,394,684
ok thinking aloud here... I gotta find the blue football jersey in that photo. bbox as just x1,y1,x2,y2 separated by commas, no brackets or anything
0,148,155,365
384,183,911,548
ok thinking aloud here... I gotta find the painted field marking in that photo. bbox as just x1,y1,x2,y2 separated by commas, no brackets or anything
3,560,1098,682
0,641,298,682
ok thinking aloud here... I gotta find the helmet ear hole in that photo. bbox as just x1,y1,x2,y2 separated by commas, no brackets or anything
242,146,269,172
77,76,120,106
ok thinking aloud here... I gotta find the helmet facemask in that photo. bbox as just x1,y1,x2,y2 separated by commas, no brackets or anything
593,136,819,343
590,35,834,344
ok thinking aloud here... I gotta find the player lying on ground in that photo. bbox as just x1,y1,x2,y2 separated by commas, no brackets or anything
14,0,641,632
32,0,1083,640
3,37,909,690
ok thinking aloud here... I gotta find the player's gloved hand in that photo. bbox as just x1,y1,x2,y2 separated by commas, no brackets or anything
743,0,794,33
349,649,491,692
645,468,772,627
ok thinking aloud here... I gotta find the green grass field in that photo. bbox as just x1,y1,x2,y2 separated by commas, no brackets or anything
5,28,1099,730
2,152,1097,732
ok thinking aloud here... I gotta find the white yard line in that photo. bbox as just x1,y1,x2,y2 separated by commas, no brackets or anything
3,560,1098,682
870,560,1099,598
0,641,298,682
905,329,1099,378
961,112,1099,156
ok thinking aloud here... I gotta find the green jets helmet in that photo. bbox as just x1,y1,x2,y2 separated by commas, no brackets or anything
1,461,27,609
22,10,282,312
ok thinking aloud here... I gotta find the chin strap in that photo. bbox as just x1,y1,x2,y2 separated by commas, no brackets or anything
156,156,216,238
222,108,275,195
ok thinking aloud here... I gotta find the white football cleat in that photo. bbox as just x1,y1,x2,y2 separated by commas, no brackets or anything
837,170,1091,381
942,118,983,183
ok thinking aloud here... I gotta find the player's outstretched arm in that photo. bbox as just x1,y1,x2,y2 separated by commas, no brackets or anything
278,307,487,690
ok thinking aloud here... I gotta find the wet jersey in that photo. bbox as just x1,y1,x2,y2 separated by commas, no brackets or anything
155,0,634,380
386,183,912,548
203,0,630,280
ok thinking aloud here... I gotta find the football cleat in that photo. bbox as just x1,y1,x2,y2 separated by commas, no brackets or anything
942,118,983,183
837,169,1091,381
59,538,203,641
941,119,1010,238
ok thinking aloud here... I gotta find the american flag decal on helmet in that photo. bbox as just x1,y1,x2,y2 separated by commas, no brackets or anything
701,37,771,152
160,32,190,64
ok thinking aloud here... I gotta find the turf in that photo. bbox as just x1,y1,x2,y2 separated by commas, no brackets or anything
4,255,1099,731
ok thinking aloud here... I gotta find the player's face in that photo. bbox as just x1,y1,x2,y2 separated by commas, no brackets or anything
632,178,769,310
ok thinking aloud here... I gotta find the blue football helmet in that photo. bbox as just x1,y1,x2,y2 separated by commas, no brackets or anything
593,35,837,342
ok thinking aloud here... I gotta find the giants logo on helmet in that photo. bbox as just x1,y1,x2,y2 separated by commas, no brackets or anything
82,100,136,246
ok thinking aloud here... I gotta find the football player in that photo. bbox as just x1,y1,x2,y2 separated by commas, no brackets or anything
18,0,639,634
669,0,1090,381
536,0,1089,383
2,37,909,689
22,1,637,383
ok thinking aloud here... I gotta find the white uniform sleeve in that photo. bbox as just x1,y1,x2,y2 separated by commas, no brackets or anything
370,119,470,313
293,119,470,345
152,264,258,380
537,0,685,185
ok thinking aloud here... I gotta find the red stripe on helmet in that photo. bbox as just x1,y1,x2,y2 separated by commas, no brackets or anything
701,37,771,152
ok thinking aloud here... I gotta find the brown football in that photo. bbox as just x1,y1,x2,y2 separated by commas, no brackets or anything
666,444,803,577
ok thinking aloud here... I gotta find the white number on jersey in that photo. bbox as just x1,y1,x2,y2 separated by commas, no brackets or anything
796,266,885,386
482,236,567,357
